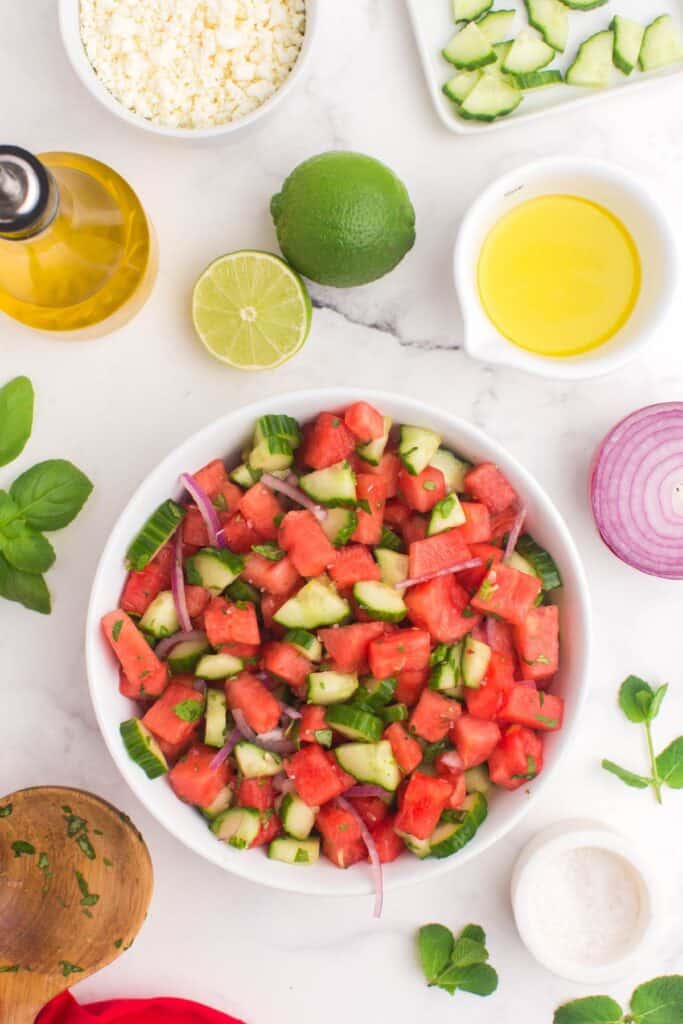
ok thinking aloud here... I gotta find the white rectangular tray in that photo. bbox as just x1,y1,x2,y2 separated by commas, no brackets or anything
406,0,683,133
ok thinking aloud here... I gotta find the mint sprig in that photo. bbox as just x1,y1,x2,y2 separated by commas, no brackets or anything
417,922,498,999
554,975,683,1024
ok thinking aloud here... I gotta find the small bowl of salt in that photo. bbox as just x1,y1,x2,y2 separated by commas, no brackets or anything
511,821,656,984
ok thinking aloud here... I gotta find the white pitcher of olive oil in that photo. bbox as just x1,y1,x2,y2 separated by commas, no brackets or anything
0,146,157,337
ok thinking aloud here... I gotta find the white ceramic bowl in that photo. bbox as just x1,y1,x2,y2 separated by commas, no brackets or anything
454,157,678,381
86,388,591,897
59,0,318,141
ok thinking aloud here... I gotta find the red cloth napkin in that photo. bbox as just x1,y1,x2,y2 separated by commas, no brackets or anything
37,992,245,1023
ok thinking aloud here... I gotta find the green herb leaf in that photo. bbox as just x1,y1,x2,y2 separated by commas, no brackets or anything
1,525,55,574
601,759,651,789
630,976,683,1024
0,552,50,613
417,923,454,984
553,995,624,1024
251,543,286,562
112,619,123,642
0,376,34,468
655,738,683,789
11,840,35,858
618,676,655,724
459,923,486,945
647,685,669,723
58,961,84,979
0,965,20,973
0,803,12,817
439,962,498,997
173,699,203,723
10,459,93,532
450,935,489,968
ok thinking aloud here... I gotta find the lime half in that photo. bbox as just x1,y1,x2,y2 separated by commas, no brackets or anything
192,250,312,370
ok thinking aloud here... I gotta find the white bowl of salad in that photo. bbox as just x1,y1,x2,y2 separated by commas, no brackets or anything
86,389,591,910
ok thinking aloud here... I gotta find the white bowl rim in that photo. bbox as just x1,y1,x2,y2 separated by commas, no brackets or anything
58,0,317,140
86,387,592,897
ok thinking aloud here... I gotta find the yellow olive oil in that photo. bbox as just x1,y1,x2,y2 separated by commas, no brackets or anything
477,195,641,358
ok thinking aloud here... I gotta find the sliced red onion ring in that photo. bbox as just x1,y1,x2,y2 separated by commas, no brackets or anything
171,527,192,633
503,505,527,562
439,750,463,772
273,774,296,795
155,628,207,661
180,472,225,547
336,795,383,919
280,704,302,720
395,558,483,590
345,784,391,800
210,727,241,771
261,473,327,522
232,707,257,743
591,403,683,579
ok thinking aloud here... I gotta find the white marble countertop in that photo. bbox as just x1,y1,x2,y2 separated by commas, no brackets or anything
2,1,683,1020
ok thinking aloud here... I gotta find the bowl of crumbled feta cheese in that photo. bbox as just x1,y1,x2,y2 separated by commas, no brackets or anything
59,0,314,139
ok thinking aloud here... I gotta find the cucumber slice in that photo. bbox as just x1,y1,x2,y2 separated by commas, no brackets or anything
204,688,228,748
396,829,431,858
353,581,407,623
429,793,488,858
524,0,569,52
234,742,283,778
560,0,607,8
356,416,392,466
465,764,491,795
610,16,644,75
268,837,320,865
274,576,351,630
506,550,537,578
211,806,260,849
354,675,397,709
399,425,442,476
640,15,683,71
195,652,244,680
453,0,491,22
230,462,261,488
307,671,359,705
299,461,357,508
429,450,471,493
120,719,168,779
566,30,613,86
513,69,563,88
428,493,466,536
443,22,497,70
202,786,233,821
254,414,301,449
492,40,514,68
380,703,408,724
325,704,384,742
279,792,318,840
378,526,405,552
320,507,358,547
502,30,555,73
460,72,522,121
515,534,562,590
283,629,322,661
462,635,491,688
429,660,462,697
444,68,480,106
139,590,178,639
185,548,244,594
477,9,516,44
168,638,211,674
248,436,293,472
126,499,185,572
375,548,409,587
335,740,401,791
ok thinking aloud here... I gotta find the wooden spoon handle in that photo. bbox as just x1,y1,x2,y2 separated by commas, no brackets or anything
0,974,59,1024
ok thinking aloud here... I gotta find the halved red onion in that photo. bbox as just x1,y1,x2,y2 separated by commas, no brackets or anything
180,472,225,547
210,727,241,771
395,558,483,590
155,628,207,661
336,795,383,919
261,473,327,522
171,528,192,633
345,784,391,800
591,403,683,579
503,505,527,562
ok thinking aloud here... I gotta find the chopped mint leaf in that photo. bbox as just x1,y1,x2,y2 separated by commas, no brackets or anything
0,803,12,817
173,699,203,723
112,619,123,642
11,840,35,858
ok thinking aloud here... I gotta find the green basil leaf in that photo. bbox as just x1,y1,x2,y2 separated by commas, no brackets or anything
601,759,651,789
655,738,683,790
439,962,498,997
553,995,624,1024
647,684,668,723
10,459,93,531
417,924,454,985
459,923,486,945
0,552,50,613
1,526,55,574
0,491,23,539
618,676,654,724
450,936,489,969
0,376,33,468
630,976,683,1024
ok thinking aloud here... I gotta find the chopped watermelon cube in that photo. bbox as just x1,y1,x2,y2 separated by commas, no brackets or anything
185,585,210,620
395,667,429,707
285,743,354,807
238,482,283,540
193,459,228,500
204,596,260,646
394,772,453,840
384,722,423,773
316,803,365,868
464,462,518,515
298,705,328,744
319,621,386,673
348,795,389,828
398,466,447,513
301,412,356,469
450,715,501,769
169,743,231,809
368,628,431,679
279,510,336,577
405,573,475,644
408,528,472,579
142,681,203,747
237,776,275,811
183,506,210,547
221,512,263,553
250,811,282,848
409,689,462,742
344,401,385,442
384,499,410,530
262,641,311,693
498,685,564,731
120,562,168,617
226,671,280,734
370,816,404,863
352,474,387,546
457,542,503,594
401,514,428,546
471,563,542,626
513,605,559,681
102,610,168,697
458,502,492,544
363,452,400,498
463,669,513,720
243,551,301,596
329,544,381,590
488,725,544,790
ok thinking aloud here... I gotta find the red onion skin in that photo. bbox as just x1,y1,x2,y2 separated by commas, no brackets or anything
395,558,483,591
336,796,383,918
155,629,207,661
504,506,527,562
171,528,192,633
180,472,225,548
261,473,327,522
209,727,241,771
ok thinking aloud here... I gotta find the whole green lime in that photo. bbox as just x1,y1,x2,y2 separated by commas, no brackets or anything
270,151,416,288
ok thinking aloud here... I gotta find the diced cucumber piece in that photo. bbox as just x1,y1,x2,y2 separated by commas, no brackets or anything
462,635,491,688
378,526,405,552
453,0,491,22
354,675,397,709
566,30,613,86
502,30,555,73
524,0,568,52
234,742,283,778
399,425,442,476
353,581,407,623
248,436,293,472
513,69,563,88
202,786,233,821
515,534,562,590
211,806,260,849
428,493,466,536
268,837,320,865
443,22,497,70
444,69,482,105
279,792,318,840
397,829,431,858
299,461,357,508
430,640,464,696
610,16,644,75
120,719,168,779
561,0,607,8
185,547,244,594
460,72,522,120
196,652,244,680
639,15,683,71
477,9,516,44
506,550,537,578
126,500,185,572
254,414,301,449
168,638,211,675
429,450,471,493
492,40,514,69
380,703,408,724
230,462,261,488
356,416,392,466
204,688,228,748
283,629,322,661
139,590,178,639
325,704,384,742
308,671,359,705
429,793,488,858
375,548,409,587
274,577,351,630
320,507,358,547
465,764,491,795
335,740,401,791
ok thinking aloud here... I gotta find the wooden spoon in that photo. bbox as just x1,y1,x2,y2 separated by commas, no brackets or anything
0,786,153,1024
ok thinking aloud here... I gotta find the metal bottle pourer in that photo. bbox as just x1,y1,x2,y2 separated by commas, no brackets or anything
0,145,57,239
